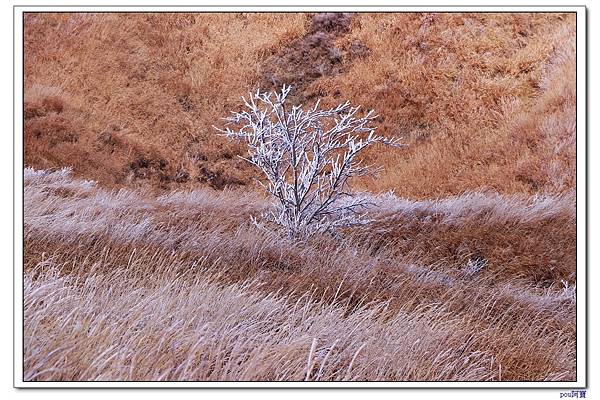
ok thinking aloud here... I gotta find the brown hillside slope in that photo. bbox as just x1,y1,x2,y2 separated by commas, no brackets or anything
24,12,575,198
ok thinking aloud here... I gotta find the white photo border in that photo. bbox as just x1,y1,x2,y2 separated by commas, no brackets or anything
13,4,587,389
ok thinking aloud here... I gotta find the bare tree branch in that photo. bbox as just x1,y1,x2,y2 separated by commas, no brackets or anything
216,85,403,239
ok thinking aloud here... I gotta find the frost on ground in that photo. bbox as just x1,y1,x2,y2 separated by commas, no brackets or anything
22,12,577,383
23,168,576,381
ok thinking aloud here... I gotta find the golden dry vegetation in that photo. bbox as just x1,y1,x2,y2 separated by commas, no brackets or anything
23,12,577,382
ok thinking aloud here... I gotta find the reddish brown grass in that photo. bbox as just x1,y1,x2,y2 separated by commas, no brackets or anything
22,12,577,382
24,13,575,197
24,13,307,190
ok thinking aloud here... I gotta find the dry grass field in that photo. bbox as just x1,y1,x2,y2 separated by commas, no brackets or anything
23,12,577,382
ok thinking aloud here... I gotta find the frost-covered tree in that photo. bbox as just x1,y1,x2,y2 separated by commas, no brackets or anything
216,85,402,239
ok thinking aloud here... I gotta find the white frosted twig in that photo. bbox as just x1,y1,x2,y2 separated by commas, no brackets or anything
216,85,403,239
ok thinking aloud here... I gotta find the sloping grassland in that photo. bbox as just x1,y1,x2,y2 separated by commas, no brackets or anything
23,12,577,381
